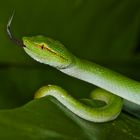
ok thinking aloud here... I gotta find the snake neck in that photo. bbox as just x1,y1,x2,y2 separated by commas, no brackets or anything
60,57,140,105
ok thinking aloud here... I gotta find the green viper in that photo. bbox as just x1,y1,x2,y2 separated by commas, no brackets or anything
7,13,140,123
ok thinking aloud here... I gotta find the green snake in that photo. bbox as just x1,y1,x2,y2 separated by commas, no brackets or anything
7,12,140,123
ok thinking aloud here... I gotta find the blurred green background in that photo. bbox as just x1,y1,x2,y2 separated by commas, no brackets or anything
0,0,140,139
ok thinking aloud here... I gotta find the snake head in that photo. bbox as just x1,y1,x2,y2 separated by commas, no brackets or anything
23,36,74,69
7,12,74,69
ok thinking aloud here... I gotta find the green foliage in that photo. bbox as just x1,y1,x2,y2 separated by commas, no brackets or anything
0,97,140,140
0,0,140,139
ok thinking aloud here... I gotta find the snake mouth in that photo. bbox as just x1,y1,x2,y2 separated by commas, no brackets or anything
7,10,26,48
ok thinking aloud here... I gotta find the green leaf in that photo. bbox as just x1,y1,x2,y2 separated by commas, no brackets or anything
0,0,140,139
0,97,140,140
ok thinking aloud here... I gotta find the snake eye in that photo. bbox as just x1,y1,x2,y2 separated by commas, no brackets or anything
38,43,47,50
41,44,44,49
